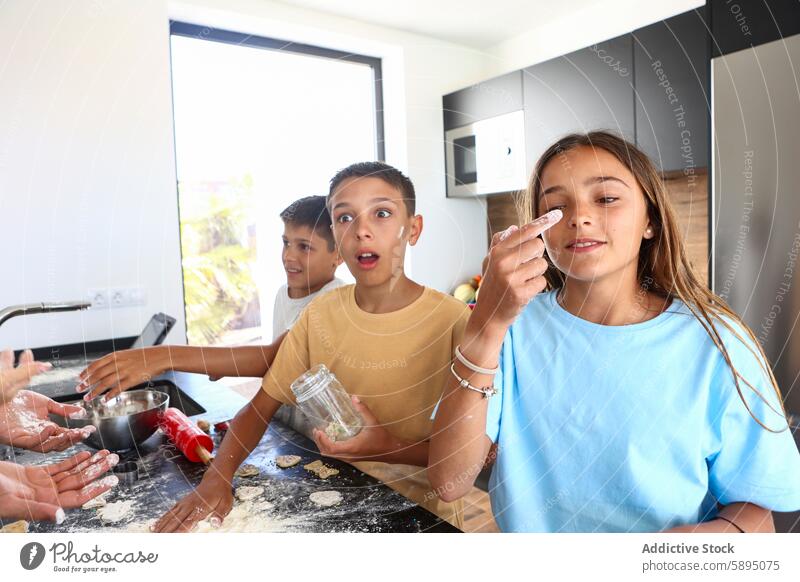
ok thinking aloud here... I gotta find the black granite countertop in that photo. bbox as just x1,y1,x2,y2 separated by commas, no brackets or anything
8,370,459,533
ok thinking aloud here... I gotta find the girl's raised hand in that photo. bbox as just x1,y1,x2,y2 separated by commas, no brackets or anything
474,209,563,330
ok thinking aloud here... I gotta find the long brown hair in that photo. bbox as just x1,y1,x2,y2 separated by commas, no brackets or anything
515,131,787,432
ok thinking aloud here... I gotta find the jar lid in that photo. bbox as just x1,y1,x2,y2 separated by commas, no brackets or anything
290,364,332,403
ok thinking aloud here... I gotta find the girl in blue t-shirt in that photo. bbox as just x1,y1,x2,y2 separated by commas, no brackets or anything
429,131,800,532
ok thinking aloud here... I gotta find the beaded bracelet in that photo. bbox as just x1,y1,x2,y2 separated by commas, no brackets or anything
450,364,497,399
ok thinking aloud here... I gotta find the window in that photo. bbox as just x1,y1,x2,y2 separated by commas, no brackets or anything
169,22,383,346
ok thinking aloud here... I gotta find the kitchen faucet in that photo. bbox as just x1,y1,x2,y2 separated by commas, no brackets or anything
0,300,91,328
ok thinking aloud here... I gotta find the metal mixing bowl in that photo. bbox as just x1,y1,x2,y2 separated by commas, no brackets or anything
54,389,169,451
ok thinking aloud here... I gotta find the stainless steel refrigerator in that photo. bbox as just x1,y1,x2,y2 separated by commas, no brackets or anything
712,33,800,532
713,33,800,419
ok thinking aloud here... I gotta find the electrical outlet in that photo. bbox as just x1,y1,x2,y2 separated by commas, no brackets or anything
87,288,109,308
109,288,126,307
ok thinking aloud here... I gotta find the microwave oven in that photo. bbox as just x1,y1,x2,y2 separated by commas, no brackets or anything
444,109,528,197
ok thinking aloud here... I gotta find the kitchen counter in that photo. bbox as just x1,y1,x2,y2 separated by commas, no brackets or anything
9,370,459,533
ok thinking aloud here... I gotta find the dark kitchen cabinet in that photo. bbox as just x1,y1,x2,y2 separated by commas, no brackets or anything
521,35,635,174
709,0,800,57
443,70,523,130
632,8,710,172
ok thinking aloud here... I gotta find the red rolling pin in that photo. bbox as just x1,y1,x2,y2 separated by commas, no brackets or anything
160,408,214,464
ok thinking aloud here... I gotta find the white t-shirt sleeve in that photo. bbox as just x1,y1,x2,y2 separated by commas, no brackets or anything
271,286,289,341
322,277,346,293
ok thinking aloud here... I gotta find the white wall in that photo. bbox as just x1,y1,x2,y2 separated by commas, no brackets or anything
0,0,493,350
0,0,185,350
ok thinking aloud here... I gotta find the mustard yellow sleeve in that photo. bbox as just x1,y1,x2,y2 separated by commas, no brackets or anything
450,305,471,355
261,306,311,405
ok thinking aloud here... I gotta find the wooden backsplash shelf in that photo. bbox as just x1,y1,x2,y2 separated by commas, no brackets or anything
486,168,709,286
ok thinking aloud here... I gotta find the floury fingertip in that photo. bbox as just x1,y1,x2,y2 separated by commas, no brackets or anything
537,209,563,223
523,209,563,232
498,224,519,242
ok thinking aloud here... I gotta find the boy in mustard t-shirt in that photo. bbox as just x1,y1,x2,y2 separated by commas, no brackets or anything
153,162,470,532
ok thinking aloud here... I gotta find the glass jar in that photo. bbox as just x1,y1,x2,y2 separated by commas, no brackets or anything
290,364,363,441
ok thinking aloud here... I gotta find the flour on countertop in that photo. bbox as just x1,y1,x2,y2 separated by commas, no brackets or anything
97,500,133,523
27,365,83,387
82,493,109,510
192,499,293,533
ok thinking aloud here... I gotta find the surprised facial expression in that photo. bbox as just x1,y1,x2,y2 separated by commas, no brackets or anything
329,176,421,288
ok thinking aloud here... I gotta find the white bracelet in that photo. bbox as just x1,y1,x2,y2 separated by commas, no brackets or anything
454,344,499,375
450,364,497,399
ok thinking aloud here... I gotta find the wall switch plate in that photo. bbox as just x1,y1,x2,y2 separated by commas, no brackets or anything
127,287,147,306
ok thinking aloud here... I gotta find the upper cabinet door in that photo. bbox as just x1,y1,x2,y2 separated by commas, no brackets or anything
443,70,523,130
709,0,800,57
522,35,635,174
633,9,710,173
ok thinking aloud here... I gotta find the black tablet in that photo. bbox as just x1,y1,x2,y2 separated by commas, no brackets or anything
130,312,176,349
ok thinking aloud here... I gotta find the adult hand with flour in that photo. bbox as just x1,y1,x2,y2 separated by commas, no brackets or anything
0,390,96,453
0,450,119,523
0,349,52,405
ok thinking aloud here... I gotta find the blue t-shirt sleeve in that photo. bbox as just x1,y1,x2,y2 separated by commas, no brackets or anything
486,332,513,443
707,323,800,511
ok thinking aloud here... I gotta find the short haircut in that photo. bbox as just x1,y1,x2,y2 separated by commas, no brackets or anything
328,161,416,216
279,195,335,251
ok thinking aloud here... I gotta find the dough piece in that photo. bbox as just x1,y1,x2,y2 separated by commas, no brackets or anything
0,520,29,533
234,463,260,478
97,500,133,523
235,486,264,501
309,490,342,507
303,460,339,479
275,455,301,469
196,419,211,433
82,493,109,510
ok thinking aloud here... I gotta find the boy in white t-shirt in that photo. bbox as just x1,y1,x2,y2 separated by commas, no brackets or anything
271,195,345,435
271,195,345,340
